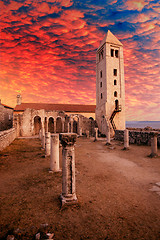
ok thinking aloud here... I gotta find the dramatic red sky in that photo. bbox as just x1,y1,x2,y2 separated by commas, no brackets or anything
0,0,160,120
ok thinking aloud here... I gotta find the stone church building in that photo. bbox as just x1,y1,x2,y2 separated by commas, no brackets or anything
13,95,96,137
13,30,125,138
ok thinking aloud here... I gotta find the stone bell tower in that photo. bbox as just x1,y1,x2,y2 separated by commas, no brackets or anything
96,30,125,135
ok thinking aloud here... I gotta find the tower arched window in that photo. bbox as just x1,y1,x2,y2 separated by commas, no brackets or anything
101,93,103,99
114,91,117,97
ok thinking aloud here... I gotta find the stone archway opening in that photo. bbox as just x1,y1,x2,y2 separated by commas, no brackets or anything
56,117,62,133
48,117,54,133
34,116,42,135
73,120,78,133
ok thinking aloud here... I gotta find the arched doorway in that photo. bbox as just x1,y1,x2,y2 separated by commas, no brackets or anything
56,117,62,133
73,120,77,133
48,117,54,133
115,100,119,110
34,116,42,135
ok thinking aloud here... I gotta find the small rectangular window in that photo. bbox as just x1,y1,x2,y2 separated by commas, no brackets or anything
114,69,117,76
101,93,103,99
114,80,117,85
100,82,102,88
100,70,102,78
115,50,118,58
111,49,114,57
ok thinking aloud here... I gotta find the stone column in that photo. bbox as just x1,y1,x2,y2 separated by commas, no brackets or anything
94,128,98,141
45,132,51,156
106,126,111,145
54,120,56,133
67,122,70,133
45,118,48,132
86,130,89,138
70,121,73,133
60,133,77,206
39,129,42,140
79,128,82,136
150,132,158,157
62,120,65,133
123,129,129,150
41,125,45,149
50,134,60,172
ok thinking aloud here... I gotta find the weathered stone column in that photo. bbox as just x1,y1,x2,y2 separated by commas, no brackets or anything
54,120,56,133
150,132,158,157
39,129,42,140
123,129,129,150
60,133,77,205
41,126,45,149
62,120,65,133
70,121,73,133
106,126,111,145
94,128,98,141
45,118,48,132
45,132,51,156
86,130,89,138
50,134,60,172
67,122,70,133
79,128,82,136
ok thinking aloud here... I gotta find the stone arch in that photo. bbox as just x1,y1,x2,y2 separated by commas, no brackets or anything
34,116,42,135
56,117,62,133
48,117,54,133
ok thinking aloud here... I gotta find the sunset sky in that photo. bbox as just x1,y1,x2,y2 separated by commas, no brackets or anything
0,0,160,121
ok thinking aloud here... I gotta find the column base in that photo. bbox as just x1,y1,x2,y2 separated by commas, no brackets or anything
60,193,78,206
123,147,129,150
105,142,111,146
148,153,158,158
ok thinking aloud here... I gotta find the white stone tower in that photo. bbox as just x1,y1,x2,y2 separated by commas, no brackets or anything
96,30,125,135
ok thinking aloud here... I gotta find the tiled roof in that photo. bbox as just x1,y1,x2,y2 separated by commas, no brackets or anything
1,103,13,109
14,103,96,113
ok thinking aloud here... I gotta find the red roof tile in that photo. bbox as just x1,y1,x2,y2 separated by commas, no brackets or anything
14,103,96,113
1,103,13,109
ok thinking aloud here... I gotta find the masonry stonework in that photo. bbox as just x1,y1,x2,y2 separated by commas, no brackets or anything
96,30,125,137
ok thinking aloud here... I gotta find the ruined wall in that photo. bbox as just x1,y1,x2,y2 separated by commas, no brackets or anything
0,105,13,131
0,128,17,151
115,130,160,146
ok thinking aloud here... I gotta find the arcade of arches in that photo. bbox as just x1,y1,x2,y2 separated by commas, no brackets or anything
13,108,96,137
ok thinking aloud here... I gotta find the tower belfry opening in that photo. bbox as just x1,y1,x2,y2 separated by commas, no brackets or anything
95,30,125,136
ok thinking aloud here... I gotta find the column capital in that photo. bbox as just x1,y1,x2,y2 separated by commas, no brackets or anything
60,133,77,147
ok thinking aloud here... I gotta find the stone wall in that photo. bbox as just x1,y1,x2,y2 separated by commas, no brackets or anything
0,104,13,131
0,128,17,151
115,130,160,146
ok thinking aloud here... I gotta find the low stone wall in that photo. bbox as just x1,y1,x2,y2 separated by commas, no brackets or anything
0,128,17,151
115,130,160,147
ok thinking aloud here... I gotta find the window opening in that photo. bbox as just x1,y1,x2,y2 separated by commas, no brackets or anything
115,50,119,58
100,70,102,78
111,49,114,57
114,80,117,85
101,93,103,99
100,82,102,88
114,91,117,97
114,69,117,76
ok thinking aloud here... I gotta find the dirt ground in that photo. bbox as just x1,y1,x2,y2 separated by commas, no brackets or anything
0,136,160,240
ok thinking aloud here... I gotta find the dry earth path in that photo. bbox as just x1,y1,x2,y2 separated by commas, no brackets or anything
0,137,160,239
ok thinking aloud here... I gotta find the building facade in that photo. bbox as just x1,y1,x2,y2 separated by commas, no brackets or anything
96,30,125,136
